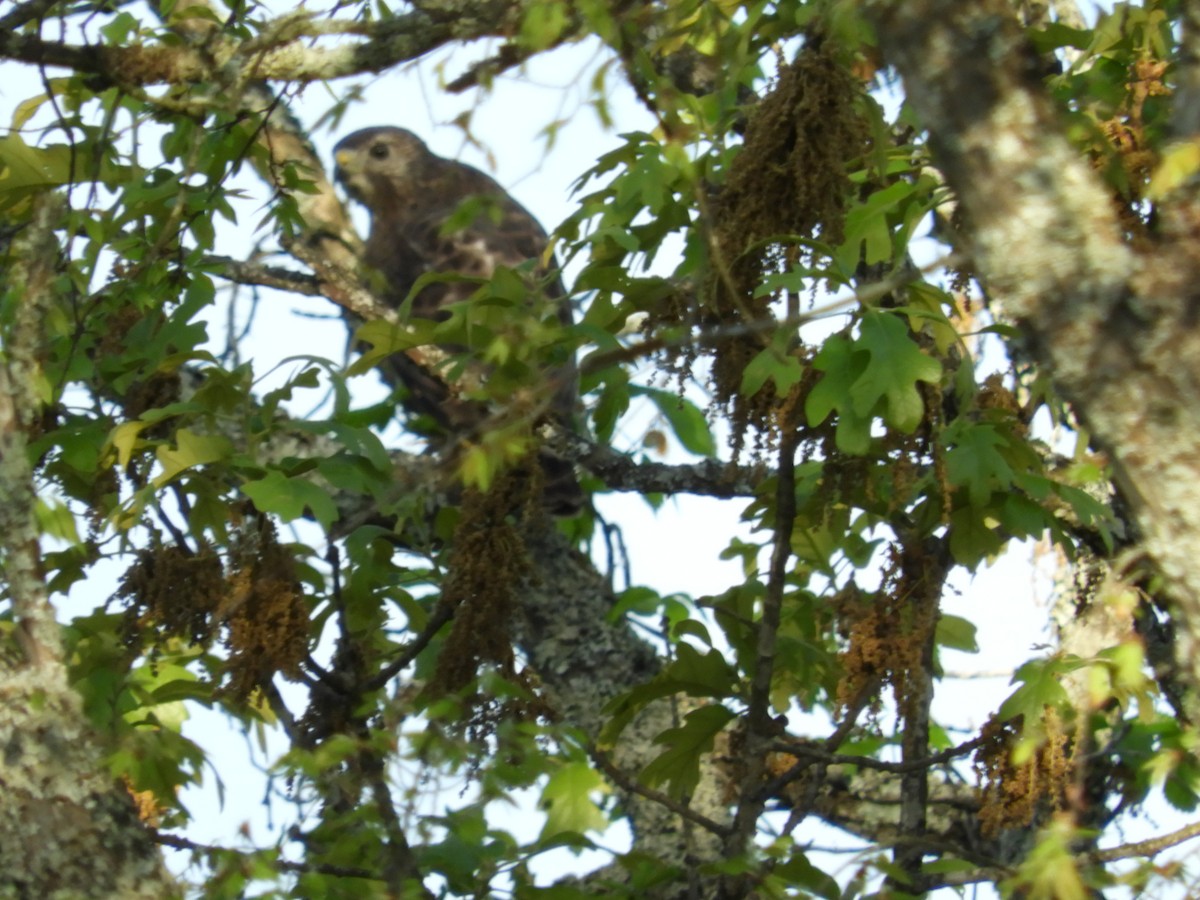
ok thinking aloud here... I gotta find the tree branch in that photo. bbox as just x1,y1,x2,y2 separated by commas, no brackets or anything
724,401,799,878
153,832,376,880
201,254,323,296
546,427,770,498
1,2,523,88
588,743,733,839
866,0,1200,724
1091,818,1200,863
0,204,177,891
0,0,59,31
0,193,66,670
768,733,990,776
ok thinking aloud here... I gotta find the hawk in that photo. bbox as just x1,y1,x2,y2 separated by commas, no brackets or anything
332,126,583,515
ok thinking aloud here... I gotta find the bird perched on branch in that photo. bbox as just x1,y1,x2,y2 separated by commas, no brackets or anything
332,126,583,515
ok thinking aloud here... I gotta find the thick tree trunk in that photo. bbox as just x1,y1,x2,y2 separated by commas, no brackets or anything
867,0,1200,722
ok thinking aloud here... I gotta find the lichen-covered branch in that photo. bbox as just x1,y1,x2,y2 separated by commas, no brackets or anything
515,522,733,889
892,536,951,885
0,195,178,897
0,194,63,670
4,1,525,87
866,0,1200,724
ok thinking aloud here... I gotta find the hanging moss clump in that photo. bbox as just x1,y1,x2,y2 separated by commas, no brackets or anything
686,40,871,455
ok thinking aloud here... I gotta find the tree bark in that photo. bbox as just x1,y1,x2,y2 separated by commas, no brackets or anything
866,0,1200,722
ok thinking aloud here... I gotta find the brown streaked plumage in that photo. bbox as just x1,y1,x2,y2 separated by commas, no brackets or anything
333,126,583,515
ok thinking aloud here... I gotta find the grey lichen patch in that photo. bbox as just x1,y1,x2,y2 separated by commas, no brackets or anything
960,89,1134,321
0,193,67,669
867,0,1200,724
0,197,174,898
0,675,179,898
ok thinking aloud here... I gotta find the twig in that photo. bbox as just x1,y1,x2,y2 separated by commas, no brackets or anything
0,0,58,31
767,733,989,775
724,412,800,868
909,816,1200,891
260,681,300,741
578,252,963,378
152,831,375,880
364,601,456,692
748,422,799,738
588,743,733,839
1091,819,1200,863
201,254,324,295
546,427,771,498
362,750,433,897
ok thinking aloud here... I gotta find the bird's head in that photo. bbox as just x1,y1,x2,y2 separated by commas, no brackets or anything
333,127,432,209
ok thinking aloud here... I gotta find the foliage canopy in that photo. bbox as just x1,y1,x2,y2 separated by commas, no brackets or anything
2,0,1200,897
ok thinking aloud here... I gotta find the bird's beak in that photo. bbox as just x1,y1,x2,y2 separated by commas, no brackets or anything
333,149,357,181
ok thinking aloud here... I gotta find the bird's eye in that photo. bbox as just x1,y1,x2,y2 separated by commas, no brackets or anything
369,143,389,160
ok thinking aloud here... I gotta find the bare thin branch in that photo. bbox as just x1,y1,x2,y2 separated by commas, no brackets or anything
588,744,733,839
1091,819,1200,863
153,832,376,880
202,254,323,296
769,733,990,776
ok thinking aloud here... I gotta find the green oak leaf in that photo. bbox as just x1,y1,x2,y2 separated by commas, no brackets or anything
641,704,736,800
944,421,1015,508
540,762,610,839
852,311,943,433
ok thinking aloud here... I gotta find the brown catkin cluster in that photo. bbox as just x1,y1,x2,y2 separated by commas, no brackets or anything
220,518,309,700
429,471,535,697
118,543,224,646
833,547,939,715
118,517,309,702
425,469,552,750
680,42,870,454
1093,58,1169,245
977,373,1025,436
975,710,1074,838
